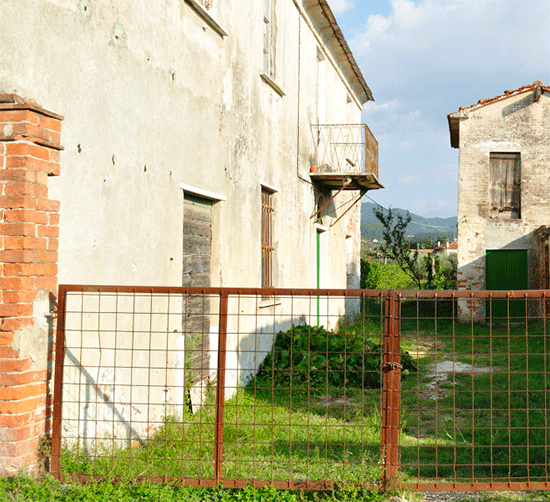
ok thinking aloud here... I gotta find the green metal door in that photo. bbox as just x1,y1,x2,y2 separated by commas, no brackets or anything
486,249,528,319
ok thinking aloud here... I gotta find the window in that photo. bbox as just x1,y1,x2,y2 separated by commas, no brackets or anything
261,188,275,288
316,48,326,125
263,0,272,76
259,0,284,96
489,152,520,218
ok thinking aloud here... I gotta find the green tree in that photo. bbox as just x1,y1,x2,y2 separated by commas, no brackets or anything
426,253,458,290
373,206,424,289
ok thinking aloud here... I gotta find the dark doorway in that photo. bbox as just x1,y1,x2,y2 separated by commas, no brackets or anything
183,194,212,387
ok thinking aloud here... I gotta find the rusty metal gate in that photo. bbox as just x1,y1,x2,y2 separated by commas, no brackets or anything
51,285,550,493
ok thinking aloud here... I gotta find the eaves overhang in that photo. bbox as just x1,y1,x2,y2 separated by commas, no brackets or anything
301,0,373,105
447,114,462,149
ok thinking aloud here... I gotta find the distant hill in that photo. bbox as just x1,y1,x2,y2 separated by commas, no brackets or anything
361,202,457,241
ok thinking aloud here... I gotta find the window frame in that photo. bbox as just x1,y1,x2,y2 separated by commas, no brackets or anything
259,0,285,97
489,152,521,219
261,187,275,290
263,0,272,76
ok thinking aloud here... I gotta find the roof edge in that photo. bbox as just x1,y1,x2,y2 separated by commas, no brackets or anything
315,0,374,103
300,0,373,105
447,81,550,148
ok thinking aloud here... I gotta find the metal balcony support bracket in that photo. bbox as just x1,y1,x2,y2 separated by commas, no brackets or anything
329,189,367,228
310,177,352,220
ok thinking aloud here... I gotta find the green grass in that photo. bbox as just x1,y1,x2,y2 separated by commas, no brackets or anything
60,386,383,485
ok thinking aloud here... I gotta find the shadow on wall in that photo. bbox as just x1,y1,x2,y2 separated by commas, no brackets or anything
457,231,543,322
63,348,143,450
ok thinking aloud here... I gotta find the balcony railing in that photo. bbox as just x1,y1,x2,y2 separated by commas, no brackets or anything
311,123,378,179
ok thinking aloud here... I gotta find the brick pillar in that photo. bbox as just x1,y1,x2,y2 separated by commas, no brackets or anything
0,95,62,476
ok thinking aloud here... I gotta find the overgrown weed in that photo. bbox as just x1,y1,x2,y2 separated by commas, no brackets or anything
0,475,388,501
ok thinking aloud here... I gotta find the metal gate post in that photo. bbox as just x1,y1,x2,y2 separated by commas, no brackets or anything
380,290,402,490
214,291,229,484
50,286,67,479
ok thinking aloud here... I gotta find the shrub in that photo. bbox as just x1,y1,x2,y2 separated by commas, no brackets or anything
253,324,415,392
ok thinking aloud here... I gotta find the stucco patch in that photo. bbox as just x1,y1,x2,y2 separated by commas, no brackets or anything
111,23,127,48
78,0,92,18
10,291,50,371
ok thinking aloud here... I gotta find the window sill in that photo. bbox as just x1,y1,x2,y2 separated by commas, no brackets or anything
260,72,285,97
185,0,228,38
259,298,282,309
490,210,521,220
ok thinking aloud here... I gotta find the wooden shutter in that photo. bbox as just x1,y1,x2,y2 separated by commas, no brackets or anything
183,194,212,385
489,153,520,214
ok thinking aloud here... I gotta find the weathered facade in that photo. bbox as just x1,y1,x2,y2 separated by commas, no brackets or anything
0,0,380,474
448,80,550,320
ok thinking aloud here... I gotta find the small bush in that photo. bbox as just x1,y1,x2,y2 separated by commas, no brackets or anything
253,324,415,392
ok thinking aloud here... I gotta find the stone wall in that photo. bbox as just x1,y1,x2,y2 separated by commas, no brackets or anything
453,87,550,320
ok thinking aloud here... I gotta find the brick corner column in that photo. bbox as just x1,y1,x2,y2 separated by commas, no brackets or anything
0,94,63,476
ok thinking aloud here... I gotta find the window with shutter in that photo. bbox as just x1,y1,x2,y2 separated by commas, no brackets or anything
263,0,272,76
489,152,521,219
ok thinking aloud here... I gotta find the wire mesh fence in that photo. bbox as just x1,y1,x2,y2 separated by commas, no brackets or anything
51,286,550,493
399,292,550,492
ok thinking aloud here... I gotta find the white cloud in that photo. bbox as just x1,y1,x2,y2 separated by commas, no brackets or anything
354,0,550,91
397,174,417,185
341,0,550,217
397,140,415,149
364,99,400,113
328,0,355,15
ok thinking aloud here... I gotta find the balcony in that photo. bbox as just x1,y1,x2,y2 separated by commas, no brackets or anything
310,124,382,192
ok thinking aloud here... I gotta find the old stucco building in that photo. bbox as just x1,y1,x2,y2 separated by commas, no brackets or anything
448,80,550,320
0,0,380,474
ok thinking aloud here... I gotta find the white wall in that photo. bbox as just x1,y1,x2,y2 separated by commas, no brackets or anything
0,0,371,438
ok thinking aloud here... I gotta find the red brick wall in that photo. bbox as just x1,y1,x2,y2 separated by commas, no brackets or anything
0,95,62,476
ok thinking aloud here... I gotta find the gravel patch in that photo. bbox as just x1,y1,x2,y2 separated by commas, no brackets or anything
421,361,501,400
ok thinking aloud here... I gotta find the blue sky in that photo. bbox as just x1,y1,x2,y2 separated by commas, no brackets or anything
331,0,550,218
